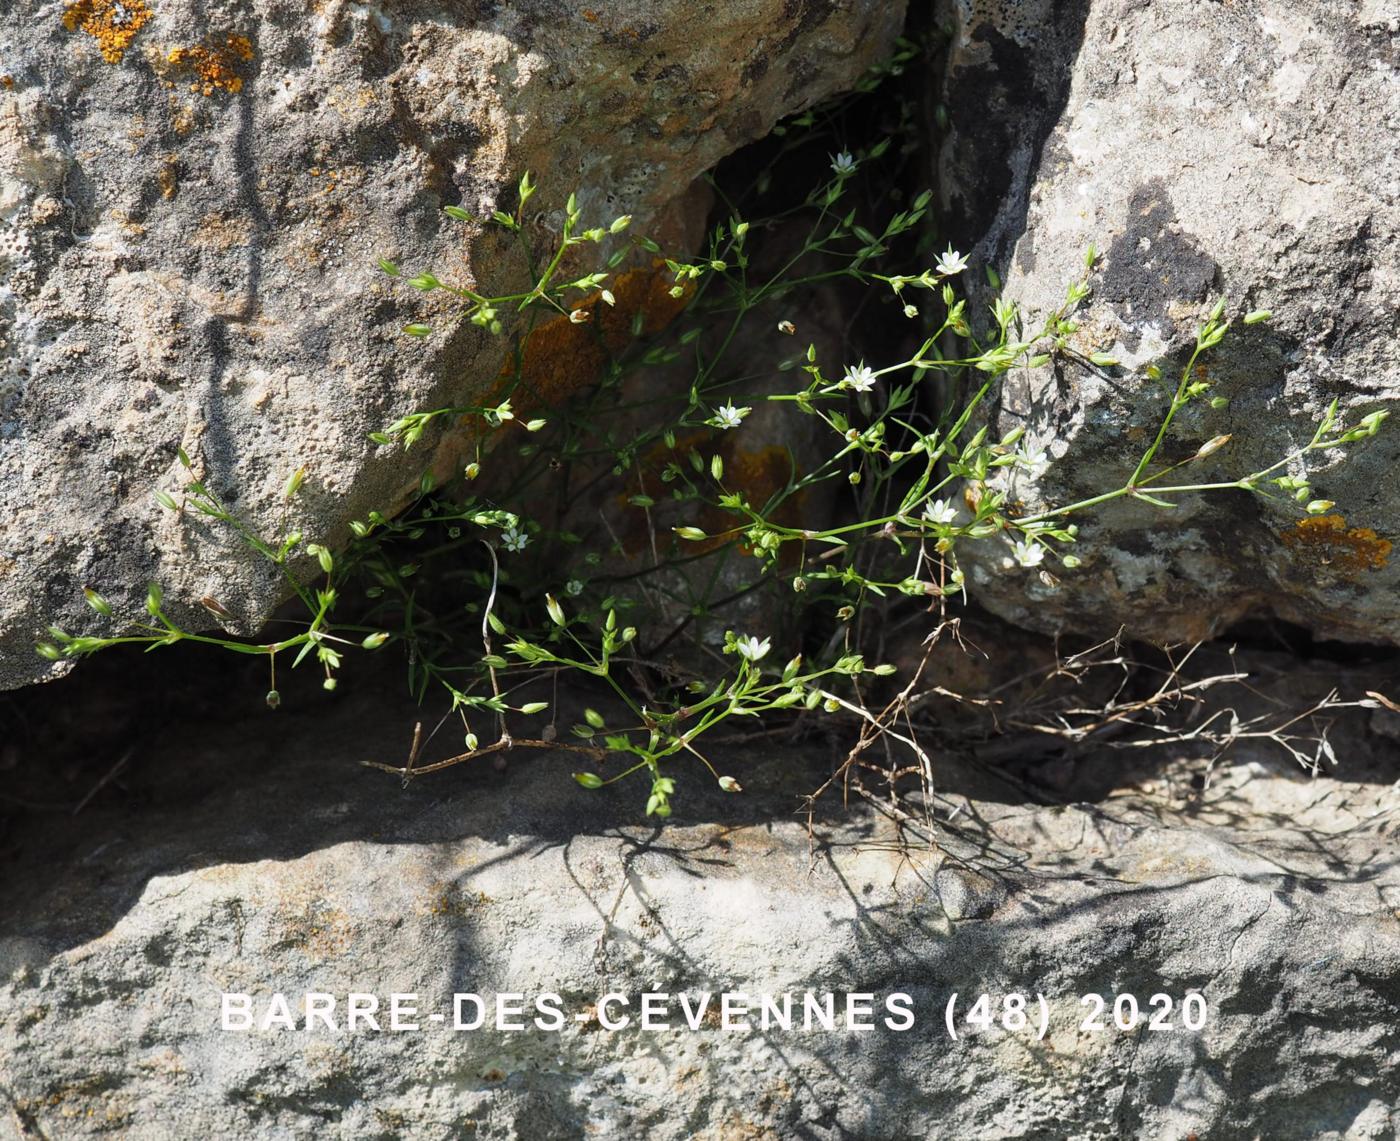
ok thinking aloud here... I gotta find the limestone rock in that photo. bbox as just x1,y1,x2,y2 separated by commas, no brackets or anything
937,0,1400,644
0,0,905,689
1,681,1397,1136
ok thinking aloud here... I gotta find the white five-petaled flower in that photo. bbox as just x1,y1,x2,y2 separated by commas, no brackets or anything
735,634,771,663
1009,538,1045,569
565,579,584,596
935,246,969,276
830,151,857,176
842,362,878,392
501,526,529,553
713,401,751,430
922,498,958,525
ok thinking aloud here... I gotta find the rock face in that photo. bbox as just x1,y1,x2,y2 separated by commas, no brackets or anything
2,672,1399,1137
0,0,905,691
937,0,1400,644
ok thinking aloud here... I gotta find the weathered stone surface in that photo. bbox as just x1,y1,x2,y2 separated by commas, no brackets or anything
937,0,1400,644
2,668,1398,1137
0,0,905,690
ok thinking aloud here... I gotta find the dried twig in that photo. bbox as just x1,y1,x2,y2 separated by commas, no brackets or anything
362,734,613,780
72,747,133,816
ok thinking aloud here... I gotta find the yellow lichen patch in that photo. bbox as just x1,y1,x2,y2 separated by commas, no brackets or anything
191,212,253,250
157,153,178,198
62,0,151,64
168,96,198,134
423,885,491,918
1281,513,1391,573
306,165,350,197
277,901,351,958
166,34,254,96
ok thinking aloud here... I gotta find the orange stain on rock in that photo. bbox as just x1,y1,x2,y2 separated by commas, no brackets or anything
434,263,695,484
618,433,806,561
1281,513,1391,573
482,262,694,418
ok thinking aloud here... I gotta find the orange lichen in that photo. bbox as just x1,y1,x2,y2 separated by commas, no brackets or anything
62,0,151,64
166,34,254,96
1281,513,1391,573
1,75,14,89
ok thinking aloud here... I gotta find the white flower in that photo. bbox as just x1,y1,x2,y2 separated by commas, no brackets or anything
566,579,584,596
713,401,751,430
734,634,771,663
501,526,529,552
1009,538,1045,568
922,498,958,525
830,151,857,176
902,304,918,319
842,362,878,392
935,246,969,276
